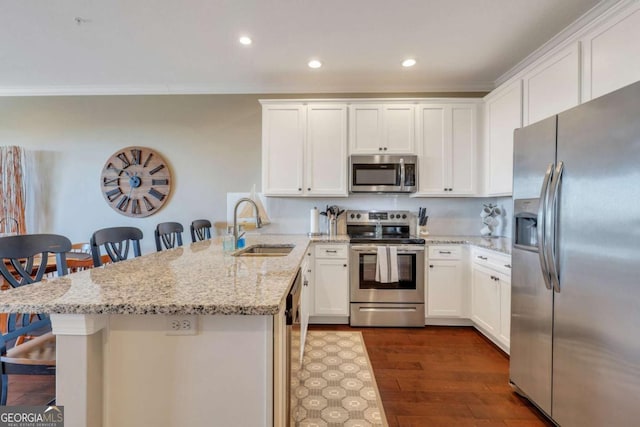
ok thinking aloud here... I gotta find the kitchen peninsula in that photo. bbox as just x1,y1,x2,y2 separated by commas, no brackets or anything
0,234,310,427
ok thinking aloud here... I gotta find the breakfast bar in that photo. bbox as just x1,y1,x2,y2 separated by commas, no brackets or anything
0,235,310,427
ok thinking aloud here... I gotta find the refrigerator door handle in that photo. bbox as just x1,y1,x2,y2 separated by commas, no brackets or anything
546,161,564,293
538,163,554,290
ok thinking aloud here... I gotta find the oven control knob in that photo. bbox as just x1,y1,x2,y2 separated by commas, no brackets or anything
350,213,355,219
356,214,361,219
402,214,407,219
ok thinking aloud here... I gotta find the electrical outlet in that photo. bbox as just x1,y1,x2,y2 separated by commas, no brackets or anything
166,315,197,335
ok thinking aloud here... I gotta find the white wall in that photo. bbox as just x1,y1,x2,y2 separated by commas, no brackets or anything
0,93,500,255
0,95,262,253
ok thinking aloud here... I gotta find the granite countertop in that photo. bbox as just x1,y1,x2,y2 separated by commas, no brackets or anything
309,234,350,243
0,234,310,316
423,235,512,255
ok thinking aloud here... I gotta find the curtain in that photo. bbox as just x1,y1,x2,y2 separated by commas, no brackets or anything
0,145,27,235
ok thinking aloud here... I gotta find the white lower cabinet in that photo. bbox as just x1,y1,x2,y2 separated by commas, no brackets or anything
470,247,512,353
311,244,350,322
471,265,501,334
426,245,467,319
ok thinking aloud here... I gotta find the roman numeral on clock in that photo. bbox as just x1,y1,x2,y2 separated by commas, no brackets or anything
130,149,142,165
152,179,168,186
116,195,130,211
103,177,119,187
148,187,165,201
105,188,122,201
149,164,165,175
142,196,155,211
143,153,153,167
117,152,130,168
131,198,141,214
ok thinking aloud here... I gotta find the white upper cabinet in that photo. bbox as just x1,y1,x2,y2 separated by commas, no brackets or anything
262,102,347,197
415,103,477,196
306,104,348,196
483,80,522,196
349,104,415,154
523,42,581,125
262,104,306,196
582,3,640,101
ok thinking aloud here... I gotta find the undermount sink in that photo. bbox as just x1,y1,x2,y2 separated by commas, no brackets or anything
232,244,295,257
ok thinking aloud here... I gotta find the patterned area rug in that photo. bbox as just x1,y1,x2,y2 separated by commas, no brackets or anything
291,331,388,427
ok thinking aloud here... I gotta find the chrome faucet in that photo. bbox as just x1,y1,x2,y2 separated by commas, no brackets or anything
233,198,263,249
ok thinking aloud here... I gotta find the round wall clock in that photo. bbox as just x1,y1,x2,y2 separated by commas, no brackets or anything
100,146,172,217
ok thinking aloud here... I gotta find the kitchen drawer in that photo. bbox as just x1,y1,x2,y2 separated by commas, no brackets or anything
428,245,462,260
314,244,348,259
471,247,511,275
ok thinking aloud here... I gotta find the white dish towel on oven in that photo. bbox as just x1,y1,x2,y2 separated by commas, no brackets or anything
375,246,399,283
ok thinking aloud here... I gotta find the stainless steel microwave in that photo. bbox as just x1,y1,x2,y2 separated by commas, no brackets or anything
350,154,417,193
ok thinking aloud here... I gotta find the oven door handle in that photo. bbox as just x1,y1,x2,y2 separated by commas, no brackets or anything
350,245,425,253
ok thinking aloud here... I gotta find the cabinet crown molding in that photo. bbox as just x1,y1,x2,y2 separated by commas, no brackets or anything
259,98,483,105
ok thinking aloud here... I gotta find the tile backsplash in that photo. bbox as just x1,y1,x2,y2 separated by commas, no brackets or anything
228,193,511,237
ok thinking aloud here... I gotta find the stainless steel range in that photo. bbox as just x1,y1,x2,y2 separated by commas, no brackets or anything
347,210,425,327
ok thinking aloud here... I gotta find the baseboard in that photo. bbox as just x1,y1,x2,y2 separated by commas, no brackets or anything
424,317,474,327
309,315,349,325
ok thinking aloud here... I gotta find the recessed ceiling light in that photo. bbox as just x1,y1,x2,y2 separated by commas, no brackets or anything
239,36,252,46
402,58,417,67
308,60,322,69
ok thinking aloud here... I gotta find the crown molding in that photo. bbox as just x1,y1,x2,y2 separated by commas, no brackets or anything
0,81,495,97
495,0,632,87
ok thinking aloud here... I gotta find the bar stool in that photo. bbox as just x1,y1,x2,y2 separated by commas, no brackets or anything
154,222,184,252
0,233,71,405
190,219,212,243
90,226,143,267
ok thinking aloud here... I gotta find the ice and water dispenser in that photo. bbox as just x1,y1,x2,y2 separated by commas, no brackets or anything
514,198,540,250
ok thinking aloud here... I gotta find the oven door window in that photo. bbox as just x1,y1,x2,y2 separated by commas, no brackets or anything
352,164,400,186
358,253,417,289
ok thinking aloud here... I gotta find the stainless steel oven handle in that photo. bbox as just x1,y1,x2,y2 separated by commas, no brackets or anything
350,245,425,253
358,307,419,312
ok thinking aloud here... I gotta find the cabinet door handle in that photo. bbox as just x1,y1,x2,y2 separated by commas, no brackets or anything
325,250,337,253
438,251,451,254
505,264,511,269
303,279,309,287
429,264,434,268
343,264,348,267
378,147,383,151
298,188,302,191
383,147,388,151
477,256,488,260
307,187,311,191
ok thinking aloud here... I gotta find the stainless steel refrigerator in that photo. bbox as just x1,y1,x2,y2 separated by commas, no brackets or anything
510,80,640,426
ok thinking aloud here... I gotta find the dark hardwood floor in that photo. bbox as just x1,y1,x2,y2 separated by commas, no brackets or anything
8,325,552,427
6,375,55,406
311,325,553,427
